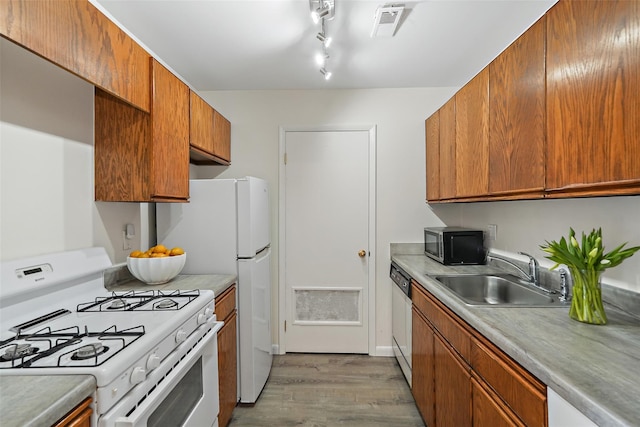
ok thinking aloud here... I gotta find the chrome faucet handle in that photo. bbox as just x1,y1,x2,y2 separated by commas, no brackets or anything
518,252,539,284
557,265,573,302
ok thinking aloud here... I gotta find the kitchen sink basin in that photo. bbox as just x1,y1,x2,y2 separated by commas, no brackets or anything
432,274,564,307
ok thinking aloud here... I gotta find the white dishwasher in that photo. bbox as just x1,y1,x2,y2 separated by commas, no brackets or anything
390,261,412,386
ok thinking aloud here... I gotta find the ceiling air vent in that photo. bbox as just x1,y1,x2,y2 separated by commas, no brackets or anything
371,4,405,38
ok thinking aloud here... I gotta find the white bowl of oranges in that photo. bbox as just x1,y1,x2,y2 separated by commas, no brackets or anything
127,245,186,285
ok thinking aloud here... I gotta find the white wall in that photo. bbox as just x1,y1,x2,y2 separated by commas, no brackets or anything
194,89,455,351
0,39,143,264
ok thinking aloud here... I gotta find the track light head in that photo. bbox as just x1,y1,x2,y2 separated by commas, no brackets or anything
311,6,331,23
309,0,335,23
315,52,326,67
316,32,333,48
320,68,332,80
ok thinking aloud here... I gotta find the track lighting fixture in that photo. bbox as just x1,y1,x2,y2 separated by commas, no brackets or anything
311,5,331,24
309,0,335,23
315,52,329,67
309,0,336,81
316,32,332,48
319,68,332,80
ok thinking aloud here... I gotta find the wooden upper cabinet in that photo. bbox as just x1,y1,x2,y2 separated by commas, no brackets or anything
489,17,546,197
189,90,231,165
425,112,440,202
95,59,189,202
455,68,490,198
439,99,457,200
0,0,150,112
190,91,216,155
151,60,190,200
546,0,640,196
213,109,231,163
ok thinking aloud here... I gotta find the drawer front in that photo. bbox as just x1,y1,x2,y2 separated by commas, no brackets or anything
411,281,471,362
472,377,525,427
472,336,547,427
215,284,237,321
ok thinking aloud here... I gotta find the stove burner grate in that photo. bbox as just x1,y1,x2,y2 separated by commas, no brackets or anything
76,289,202,312
71,343,109,360
0,324,145,368
1,344,39,362
155,299,179,310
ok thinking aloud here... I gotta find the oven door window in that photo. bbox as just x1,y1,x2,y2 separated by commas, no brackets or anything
148,357,203,427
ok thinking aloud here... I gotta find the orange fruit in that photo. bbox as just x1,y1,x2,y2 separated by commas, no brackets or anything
139,252,150,258
151,252,168,258
170,247,185,256
152,244,167,253
129,250,143,258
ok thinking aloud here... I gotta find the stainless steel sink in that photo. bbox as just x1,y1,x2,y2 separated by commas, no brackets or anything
432,274,564,307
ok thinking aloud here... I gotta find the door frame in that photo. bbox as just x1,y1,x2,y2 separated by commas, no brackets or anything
277,125,377,355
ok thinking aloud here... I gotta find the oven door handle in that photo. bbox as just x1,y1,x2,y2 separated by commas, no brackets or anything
107,321,223,427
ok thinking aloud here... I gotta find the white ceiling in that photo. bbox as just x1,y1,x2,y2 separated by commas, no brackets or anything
93,0,558,91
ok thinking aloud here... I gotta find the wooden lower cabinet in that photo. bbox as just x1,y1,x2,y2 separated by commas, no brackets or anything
472,377,524,427
434,333,472,427
53,397,92,427
411,283,547,427
216,285,238,427
412,307,436,427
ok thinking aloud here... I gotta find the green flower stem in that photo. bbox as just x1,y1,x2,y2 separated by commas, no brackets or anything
569,267,607,325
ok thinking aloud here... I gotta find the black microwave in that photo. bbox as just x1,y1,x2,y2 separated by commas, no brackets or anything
424,227,486,265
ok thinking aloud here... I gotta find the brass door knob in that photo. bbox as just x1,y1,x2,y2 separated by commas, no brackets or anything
358,250,367,258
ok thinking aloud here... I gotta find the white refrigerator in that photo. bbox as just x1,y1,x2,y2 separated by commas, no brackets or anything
156,176,272,404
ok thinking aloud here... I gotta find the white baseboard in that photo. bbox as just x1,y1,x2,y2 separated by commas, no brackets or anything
273,344,394,357
375,345,395,357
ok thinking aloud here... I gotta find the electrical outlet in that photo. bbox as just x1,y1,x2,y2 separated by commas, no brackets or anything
488,224,497,241
122,231,132,251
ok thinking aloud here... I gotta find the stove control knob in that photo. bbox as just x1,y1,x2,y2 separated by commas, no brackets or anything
130,366,146,384
205,307,214,318
197,313,207,325
146,354,161,371
175,329,188,344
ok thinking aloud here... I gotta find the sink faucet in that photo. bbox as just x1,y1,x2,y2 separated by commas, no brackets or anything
518,252,540,288
486,252,549,293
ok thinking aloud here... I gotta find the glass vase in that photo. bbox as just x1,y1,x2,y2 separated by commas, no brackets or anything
568,267,607,325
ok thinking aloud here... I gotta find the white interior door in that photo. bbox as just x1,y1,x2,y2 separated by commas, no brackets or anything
283,129,372,353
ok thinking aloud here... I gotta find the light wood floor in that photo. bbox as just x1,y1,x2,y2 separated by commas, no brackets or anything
229,353,425,426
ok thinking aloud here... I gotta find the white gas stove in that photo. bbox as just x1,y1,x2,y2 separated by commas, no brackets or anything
0,248,222,427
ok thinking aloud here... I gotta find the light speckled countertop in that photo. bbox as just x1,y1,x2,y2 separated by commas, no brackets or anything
0,273,236,427
391,244,640,427
0,375,95,427
105,272,237,296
